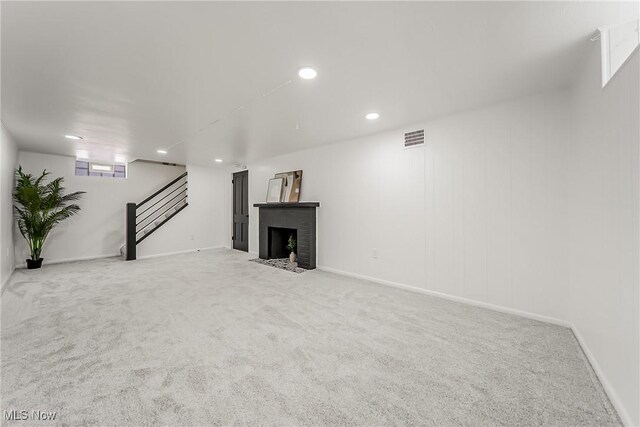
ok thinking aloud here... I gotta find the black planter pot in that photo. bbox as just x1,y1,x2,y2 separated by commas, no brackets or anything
26,258,44,269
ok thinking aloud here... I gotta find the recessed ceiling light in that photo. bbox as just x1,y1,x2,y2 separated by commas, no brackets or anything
157,149,168,154
298,67,317,80
365,112,380,120
65,135,83,140
214,159,223,163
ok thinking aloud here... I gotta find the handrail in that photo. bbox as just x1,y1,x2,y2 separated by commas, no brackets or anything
136,196,187,235
136,200,189,244
136,181,187,218
136,190,187,227
137,172,188,208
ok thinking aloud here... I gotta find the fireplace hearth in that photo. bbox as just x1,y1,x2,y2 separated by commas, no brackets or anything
253,202,320,269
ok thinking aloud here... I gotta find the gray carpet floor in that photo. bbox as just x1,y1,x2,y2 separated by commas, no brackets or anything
1,249,619,426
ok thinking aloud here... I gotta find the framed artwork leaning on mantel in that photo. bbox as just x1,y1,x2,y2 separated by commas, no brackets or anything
275,170,303,202
266,177,284,203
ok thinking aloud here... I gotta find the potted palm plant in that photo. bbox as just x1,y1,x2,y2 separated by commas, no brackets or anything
287,235,297,263
13,167,85,269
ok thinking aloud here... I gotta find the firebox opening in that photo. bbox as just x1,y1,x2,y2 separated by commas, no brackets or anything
268,227,297,259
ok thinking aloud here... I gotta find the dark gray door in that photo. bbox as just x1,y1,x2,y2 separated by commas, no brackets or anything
232,170,249,251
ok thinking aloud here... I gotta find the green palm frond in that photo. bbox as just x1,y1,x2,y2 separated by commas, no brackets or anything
59,191,85,204
33,169,50,187
13,167,85,260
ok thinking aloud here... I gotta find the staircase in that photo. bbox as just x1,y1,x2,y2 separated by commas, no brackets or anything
124,171,188,260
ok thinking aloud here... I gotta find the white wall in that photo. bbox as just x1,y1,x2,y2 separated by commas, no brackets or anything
567,46,639,426
424,92,570,321
247,90,570,322
1,126,19,286
15,152,228,264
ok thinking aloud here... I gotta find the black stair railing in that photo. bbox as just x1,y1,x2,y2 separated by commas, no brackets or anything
125,172,188,260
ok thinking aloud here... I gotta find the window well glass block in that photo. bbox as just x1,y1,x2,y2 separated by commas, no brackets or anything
75,159,126,178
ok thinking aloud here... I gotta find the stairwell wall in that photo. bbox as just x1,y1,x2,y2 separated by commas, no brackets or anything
135,164,229,258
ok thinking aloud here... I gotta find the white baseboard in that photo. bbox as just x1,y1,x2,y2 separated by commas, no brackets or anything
137,246,224,260
15,253,119,268
571,326,633,427
317,265,570,327
14,246,226,267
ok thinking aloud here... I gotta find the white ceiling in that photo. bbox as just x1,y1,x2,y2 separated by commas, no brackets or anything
2,1,638,166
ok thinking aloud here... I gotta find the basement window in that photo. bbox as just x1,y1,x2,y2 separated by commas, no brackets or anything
75,160,127,178
600,19,639,87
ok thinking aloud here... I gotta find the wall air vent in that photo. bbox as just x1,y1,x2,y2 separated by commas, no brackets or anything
404,129,425,149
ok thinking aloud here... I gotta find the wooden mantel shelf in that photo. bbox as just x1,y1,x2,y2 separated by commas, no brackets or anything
253,202,320,208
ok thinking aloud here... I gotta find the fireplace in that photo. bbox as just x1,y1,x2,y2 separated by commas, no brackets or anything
253,202,320,269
